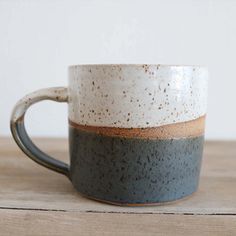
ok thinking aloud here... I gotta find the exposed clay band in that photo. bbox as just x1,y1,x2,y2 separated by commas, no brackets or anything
69,116,205,139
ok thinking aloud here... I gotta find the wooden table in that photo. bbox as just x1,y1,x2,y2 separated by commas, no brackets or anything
0,137,235,235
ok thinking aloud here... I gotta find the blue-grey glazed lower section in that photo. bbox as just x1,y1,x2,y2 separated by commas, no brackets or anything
69,126,204,205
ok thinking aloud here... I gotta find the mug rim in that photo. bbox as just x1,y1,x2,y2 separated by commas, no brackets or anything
68,64,207,69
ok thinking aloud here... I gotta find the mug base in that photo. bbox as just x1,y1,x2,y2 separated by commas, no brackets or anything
75,188,197,207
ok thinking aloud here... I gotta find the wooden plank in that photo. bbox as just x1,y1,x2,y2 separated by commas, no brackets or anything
0,137,236,214
0,209,235,236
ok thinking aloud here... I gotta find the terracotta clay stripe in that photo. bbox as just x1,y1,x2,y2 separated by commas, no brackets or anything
69,115,205,139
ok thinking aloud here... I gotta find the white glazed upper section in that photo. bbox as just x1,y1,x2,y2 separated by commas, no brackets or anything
68,64,208,128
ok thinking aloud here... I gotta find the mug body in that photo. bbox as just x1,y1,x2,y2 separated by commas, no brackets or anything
68,64,208,205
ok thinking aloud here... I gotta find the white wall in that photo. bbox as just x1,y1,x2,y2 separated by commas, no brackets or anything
1,0,236,139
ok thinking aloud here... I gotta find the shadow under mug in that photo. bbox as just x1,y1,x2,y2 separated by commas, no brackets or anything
11,64,208,206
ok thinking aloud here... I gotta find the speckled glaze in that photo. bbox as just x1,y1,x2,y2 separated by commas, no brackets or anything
11,64,208,206
67,64,208,205
69,65,208,128
69,125,204,205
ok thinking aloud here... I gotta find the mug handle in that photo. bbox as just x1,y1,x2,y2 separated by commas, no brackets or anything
10,87,70,178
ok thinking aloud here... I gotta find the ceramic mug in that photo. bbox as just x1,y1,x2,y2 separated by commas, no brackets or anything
11,64,208,206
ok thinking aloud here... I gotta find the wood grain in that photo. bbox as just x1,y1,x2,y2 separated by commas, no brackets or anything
0,137,236,235
0,210,236,236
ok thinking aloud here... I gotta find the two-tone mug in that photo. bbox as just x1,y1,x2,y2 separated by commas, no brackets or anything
11,64,208,205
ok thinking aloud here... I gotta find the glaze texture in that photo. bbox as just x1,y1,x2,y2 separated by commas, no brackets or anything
68,65,208,128
69,125,204,204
